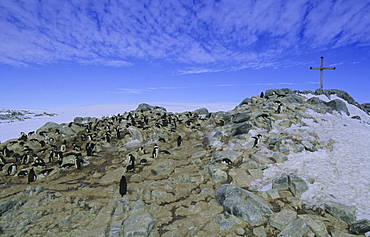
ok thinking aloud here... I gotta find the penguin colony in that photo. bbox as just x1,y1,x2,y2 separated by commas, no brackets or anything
0,105,219,193
0,91,287,195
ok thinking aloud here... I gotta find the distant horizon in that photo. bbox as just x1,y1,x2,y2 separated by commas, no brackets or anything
2,86,369,111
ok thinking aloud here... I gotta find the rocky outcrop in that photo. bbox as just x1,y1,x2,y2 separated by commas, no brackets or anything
0,88,369,236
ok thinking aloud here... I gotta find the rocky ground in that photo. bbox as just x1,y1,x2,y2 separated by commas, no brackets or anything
0,88,369,236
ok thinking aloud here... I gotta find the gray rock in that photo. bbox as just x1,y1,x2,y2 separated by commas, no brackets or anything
350,219,370,234
265,89,287,98
278,219,309,237
207,165,228,183
288,173,309,198
231,123,253,136
135,103,166,112
237,97,252,107
253,226,267,237
269,209,297,230
212,150,242,164
127,127,143,142
191,151,207,158
283,94,304,104
0,199,16,216
272,152,288,163
324,99,350,116
215,184,272,226
316,89,358,107
272,173,308,197
215,184,249,205
361,103,370,114
223,196,265,226
298,214,329,237
215,214,238,230
209,131,223,145
232,112,251,123
272,174,290,191
122,212,155,237
250,154,274,165
324,201,356,224
36,121,75,136
193,107,209,116
301,140,317,152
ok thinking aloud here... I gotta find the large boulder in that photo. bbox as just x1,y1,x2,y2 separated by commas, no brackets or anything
361,103,370,114
122,200,155,237
272,173,308,198
135,103,166,112
212,150,242,164
0,200,16,216
215,184,273,226
350,219,370,235
36,122,75,136
193,107,209,116
231,123,253,136
324,99,350,116
232,112,251,123
324,201,356,224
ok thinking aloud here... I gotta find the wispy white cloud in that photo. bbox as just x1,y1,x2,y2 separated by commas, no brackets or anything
0,0,369,70
110,86,187,94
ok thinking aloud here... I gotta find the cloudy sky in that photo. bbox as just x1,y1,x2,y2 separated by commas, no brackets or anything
1,0,370,109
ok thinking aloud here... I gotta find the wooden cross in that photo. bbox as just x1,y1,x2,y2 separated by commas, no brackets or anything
310,56,336,89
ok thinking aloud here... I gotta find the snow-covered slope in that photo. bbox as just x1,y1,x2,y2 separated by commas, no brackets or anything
250,94,370,221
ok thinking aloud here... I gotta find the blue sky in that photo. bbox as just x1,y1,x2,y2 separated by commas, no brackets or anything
1,0,370,109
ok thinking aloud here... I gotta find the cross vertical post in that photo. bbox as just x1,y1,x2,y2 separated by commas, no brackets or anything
310,56,336,89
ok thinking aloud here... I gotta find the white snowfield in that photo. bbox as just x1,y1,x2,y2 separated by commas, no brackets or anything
251,94,370,221
1,96,370,221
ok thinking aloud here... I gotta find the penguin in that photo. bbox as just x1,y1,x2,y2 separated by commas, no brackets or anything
7,163,17,176
126,154,135,172
33,157,46,167
260,92,264,98
61,163,75,169
40,168,54,176
177,135,182,147
0,155,6,165
160,150,171,155
2,146,11,157
28,168,37,183
17,170,28,177
60,140,67,153
221,158,233,166
251,134,262,148
152,145,159,158
75,157,83,169
276,103,283,114
105,132,111,143
139,159,148,165
19,132,27,141
138,146,147,155
119,175,127,197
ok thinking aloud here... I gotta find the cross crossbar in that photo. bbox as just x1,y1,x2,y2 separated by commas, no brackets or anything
310,57,336,89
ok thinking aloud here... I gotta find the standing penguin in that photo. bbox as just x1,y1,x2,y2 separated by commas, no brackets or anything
60,140,67,153
75,157,83,169
152,145,159,158
119,175,127,197
126,154,135,172
251,134,262,148
28,168,37,183
177,135,182,147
